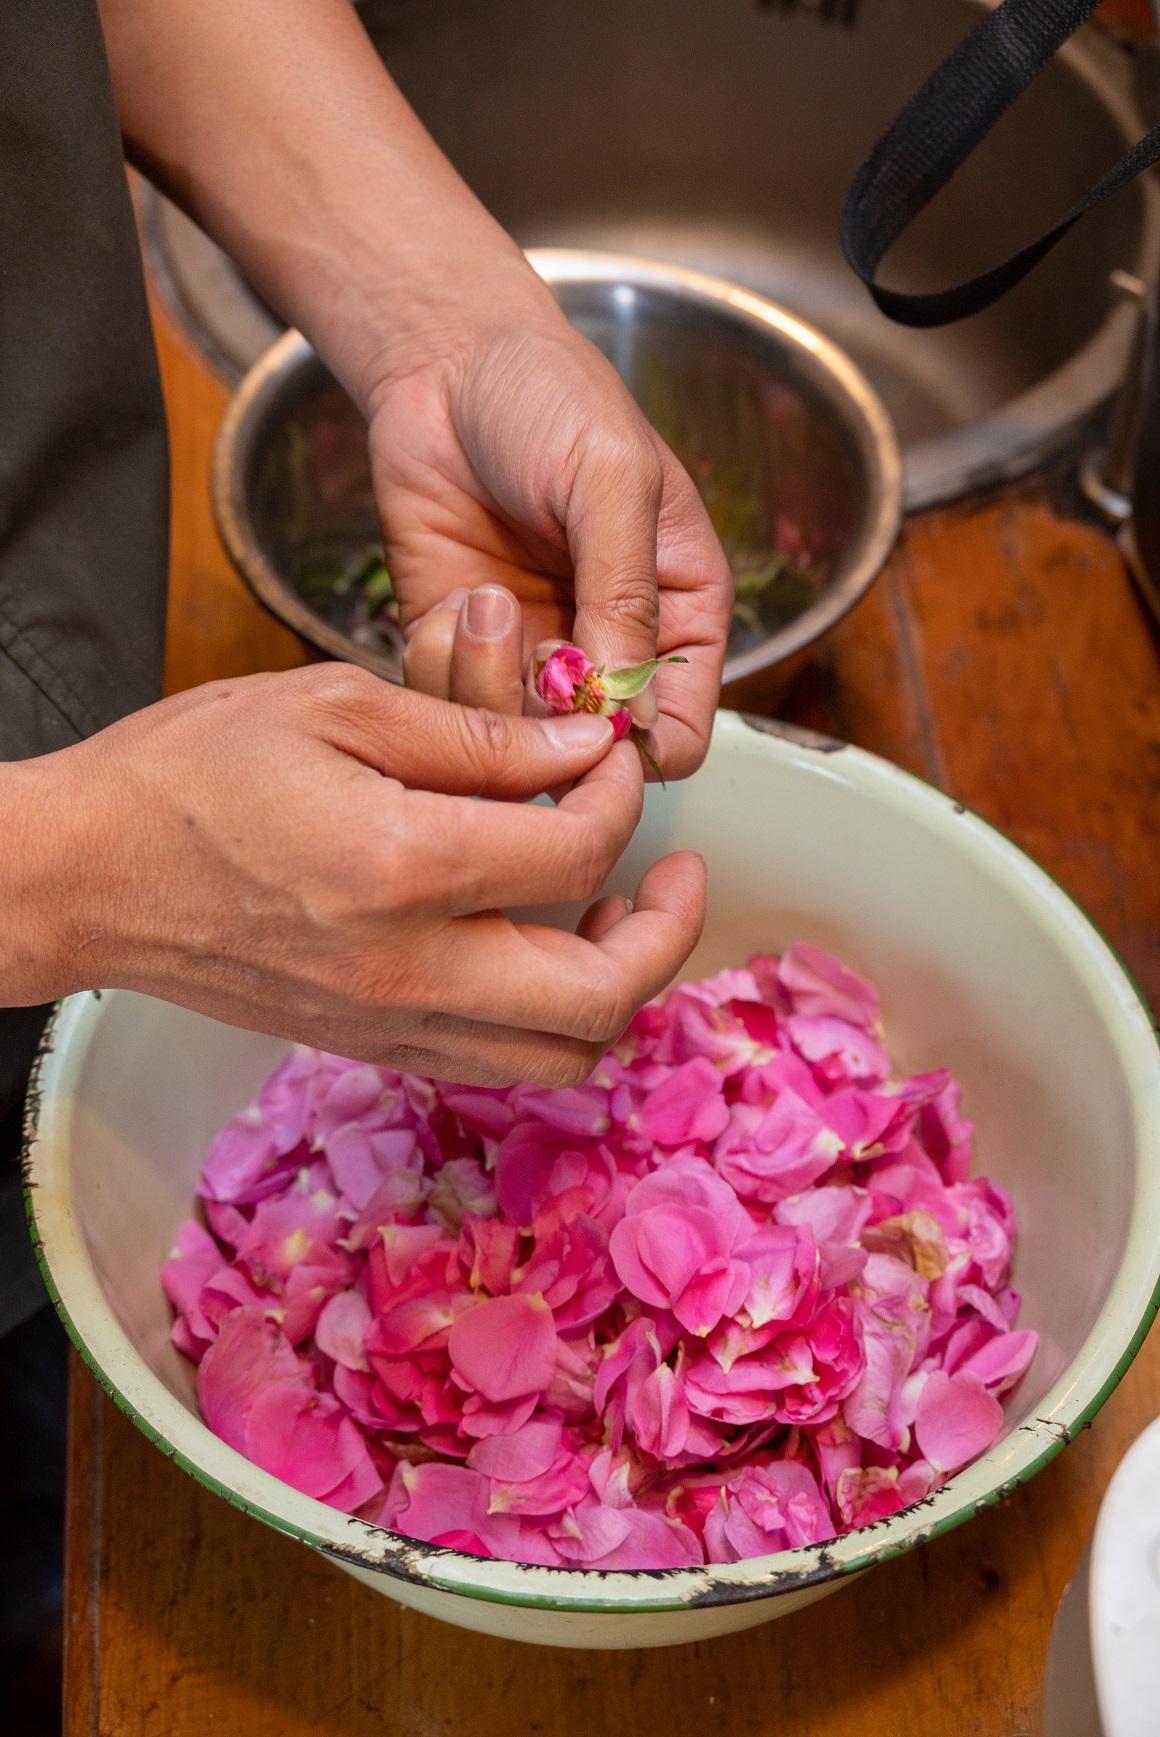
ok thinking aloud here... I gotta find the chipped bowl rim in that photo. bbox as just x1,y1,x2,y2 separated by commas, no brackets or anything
23,714,1160,1616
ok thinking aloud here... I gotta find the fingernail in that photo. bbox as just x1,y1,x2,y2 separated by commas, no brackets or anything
438,588,470,613
463,586,516,642
539,713,614,750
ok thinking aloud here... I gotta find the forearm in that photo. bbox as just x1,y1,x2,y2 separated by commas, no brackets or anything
97,0,552,406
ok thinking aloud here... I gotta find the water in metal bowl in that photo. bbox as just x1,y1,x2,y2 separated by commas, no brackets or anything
145,0,1158,509
213,254,901,693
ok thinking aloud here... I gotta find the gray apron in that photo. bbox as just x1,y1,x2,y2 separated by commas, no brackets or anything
0,0,169,1332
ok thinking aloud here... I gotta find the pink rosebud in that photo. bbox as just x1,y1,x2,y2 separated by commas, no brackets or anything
536,643,596,713
534,642,686,745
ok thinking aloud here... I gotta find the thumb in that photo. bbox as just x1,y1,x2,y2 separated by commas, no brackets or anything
566,427,664,727
307,669,617,798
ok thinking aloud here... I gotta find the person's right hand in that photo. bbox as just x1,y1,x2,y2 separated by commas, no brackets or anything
0,666,705,1086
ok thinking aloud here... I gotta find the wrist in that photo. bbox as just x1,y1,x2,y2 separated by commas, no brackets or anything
352,234,569,418
0,753,106,1006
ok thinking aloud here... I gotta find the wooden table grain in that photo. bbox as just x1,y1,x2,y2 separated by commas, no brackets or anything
63,293,1160,1737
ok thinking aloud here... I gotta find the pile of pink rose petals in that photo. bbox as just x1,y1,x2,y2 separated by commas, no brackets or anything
163,943,1037,1570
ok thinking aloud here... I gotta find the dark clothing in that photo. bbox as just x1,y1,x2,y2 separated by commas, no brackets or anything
0,0,168,1709
0,0,170,1329
0,1307,68,1653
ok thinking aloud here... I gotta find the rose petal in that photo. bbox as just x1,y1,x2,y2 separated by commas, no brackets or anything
314,1289,372,1371
196,1306,303,1452
637,1059,731,1147
161,1220,227,1317
776,943,881,1032
466,1418,564,1482
914,1369,1004,1471
448,1293,558,1402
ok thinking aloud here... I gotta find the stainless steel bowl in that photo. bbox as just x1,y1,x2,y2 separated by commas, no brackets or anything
213,252,901,696
149,0,1159,509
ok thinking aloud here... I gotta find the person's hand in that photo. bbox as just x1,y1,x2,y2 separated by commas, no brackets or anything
97,0,731,775
366,263,733,778
1,666,704,1085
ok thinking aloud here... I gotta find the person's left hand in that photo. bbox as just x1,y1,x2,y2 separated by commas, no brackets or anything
365,265,732,780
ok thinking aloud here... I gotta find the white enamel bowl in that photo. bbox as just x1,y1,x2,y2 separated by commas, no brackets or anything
26,712,1160,1649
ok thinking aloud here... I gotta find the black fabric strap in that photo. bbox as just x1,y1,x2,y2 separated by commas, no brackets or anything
841,0,1160,328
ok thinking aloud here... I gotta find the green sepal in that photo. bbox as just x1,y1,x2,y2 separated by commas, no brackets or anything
600,654,688,701
632,731,666,787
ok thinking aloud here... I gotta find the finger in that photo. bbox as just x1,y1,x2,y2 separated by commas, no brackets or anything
581,851,706,993
643,451,733,778
576,895,632,943
565,428,664,728
450,585,525,715
387,741,645,912
387,1025,607,1090
142,970,609,1091
322,1010,609,1090
306,664,615,801
385,848,705,1041
402,589,468,698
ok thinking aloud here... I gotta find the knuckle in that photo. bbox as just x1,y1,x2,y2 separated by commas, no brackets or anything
562,826,615,902
598,582,660,638
455,706,517,786
303,661,389,719
569,979,631,1047
523,1042,605,1090
316,951,412,1014
593,427,664,502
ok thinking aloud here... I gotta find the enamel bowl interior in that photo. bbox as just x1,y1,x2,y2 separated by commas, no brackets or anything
27,714,1160,1650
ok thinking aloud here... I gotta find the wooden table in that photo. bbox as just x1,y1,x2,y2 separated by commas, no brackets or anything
64,292,1160,1737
